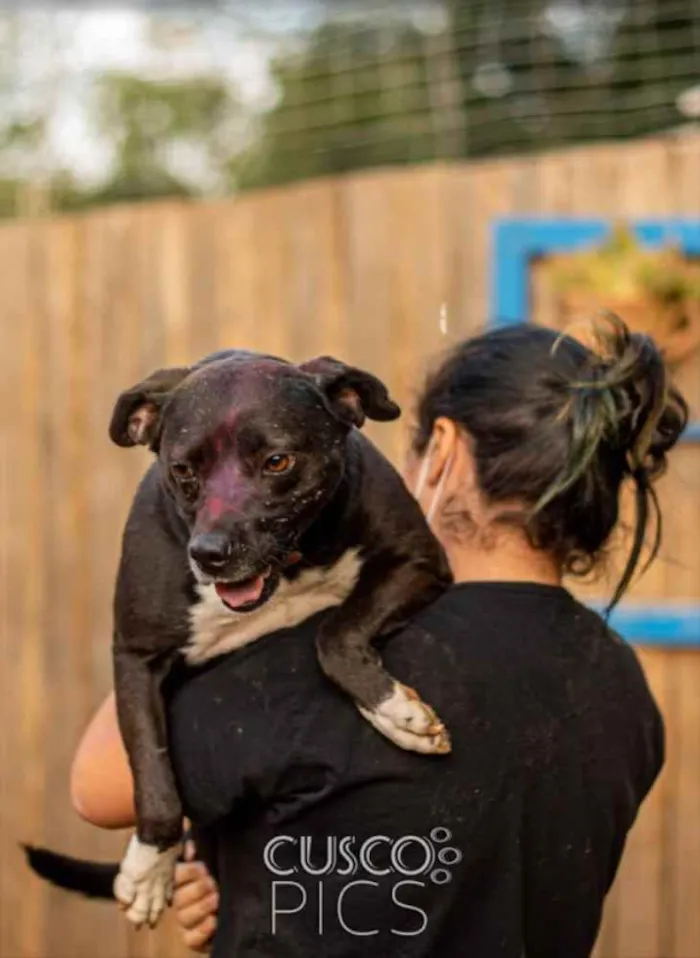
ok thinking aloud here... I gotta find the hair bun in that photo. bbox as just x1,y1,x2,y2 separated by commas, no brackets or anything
553,314,689,609
594,322,689,478
538,317,687,513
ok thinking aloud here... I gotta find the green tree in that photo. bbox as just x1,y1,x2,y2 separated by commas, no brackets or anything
230,19,439,191
446,0,699,157
79,71,240,206
0,12,50,217
0,119,46,218
232,0,700,191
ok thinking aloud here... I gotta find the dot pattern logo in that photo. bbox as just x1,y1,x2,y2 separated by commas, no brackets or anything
428,827,462,884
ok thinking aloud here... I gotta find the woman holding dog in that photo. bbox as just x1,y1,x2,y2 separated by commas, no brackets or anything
71,318,685,957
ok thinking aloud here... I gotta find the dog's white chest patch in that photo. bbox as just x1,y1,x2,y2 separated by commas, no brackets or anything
185,548,362,665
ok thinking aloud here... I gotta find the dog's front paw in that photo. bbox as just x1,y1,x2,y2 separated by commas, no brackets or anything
359,682,452,755
113,835,181,928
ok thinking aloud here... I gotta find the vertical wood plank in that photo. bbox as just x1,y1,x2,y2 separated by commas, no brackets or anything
0,222,40,958
18,221,49,958
385,165,451,465
342,169,397,459
671,652,700,957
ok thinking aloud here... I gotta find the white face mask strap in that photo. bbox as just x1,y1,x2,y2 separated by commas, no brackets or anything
413,442,454,528
425,450,453,526
413,447,433,502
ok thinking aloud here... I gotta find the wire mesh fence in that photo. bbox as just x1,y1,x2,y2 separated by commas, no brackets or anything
230,0,700,185
0,0,699,212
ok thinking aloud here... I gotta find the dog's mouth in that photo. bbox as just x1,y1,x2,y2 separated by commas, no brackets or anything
214,567,278,613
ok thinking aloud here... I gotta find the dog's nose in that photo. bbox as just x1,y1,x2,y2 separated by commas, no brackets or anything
189,531,232,571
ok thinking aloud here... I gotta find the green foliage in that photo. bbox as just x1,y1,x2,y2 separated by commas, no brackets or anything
448,0,700,157
96,73,231,162
0,177,22,217
550,226,700,306
0,118,44,153
230,21,437,191
86,72,237,204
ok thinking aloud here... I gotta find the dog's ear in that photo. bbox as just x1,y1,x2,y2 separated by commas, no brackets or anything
300,356,400,428
109,366,191,449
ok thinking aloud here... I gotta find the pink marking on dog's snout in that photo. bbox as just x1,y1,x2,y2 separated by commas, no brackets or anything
203,496,229,522
196,458,248,530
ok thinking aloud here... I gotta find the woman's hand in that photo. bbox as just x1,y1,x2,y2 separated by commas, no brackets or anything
173,839,219,953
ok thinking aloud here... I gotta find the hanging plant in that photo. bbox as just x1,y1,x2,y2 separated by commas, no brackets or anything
548,225,700,366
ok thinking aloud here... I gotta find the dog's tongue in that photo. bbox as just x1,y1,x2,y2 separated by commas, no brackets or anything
215,576,265,609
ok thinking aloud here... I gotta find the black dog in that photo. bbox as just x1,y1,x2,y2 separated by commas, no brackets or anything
25,349,452,926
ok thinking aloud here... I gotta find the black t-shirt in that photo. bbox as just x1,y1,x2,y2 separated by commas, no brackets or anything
166,583,664,958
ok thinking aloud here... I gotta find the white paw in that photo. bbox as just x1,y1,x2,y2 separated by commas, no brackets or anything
113,834,182,928
358,705,452,754
359,683,451,756
376,682,444,734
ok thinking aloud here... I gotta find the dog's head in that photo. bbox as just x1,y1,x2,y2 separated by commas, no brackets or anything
109,350,399,612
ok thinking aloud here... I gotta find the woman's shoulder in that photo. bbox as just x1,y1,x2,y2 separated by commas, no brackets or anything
168,582,641,711
412,581,639,662
167,580,658,755
394,581,600,662
386,582,658,721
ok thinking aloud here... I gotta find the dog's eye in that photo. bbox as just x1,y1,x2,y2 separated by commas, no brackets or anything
263,453,296,475
170,462,197,484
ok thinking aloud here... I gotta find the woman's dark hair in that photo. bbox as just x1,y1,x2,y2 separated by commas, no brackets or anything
414,316,689,608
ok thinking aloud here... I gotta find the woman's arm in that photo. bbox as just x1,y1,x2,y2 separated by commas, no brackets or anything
71,692,219,953
70,691,136,829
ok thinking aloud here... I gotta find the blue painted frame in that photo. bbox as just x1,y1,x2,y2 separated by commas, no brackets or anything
604,604,700,647
490,218,700,647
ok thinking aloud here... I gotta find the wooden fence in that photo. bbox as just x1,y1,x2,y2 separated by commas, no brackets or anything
1,128,699,958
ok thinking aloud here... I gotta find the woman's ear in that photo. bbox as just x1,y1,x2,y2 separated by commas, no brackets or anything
425,417,460,487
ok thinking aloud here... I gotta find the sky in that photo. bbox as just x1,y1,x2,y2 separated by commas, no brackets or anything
3,6,288,180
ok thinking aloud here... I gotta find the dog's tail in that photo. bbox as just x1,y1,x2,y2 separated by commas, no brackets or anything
23,844,117,900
